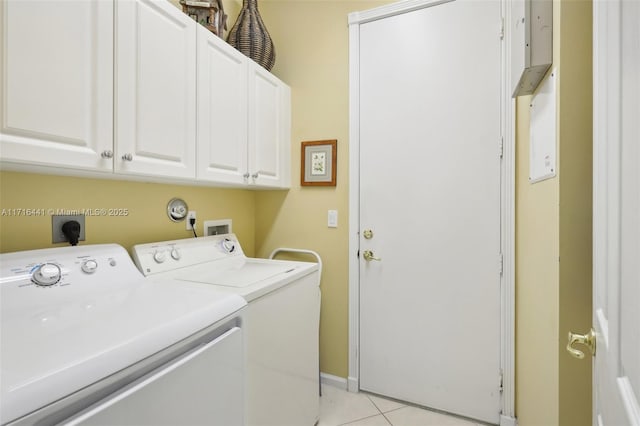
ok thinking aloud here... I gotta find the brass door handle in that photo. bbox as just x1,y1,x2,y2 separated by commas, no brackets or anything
567,328,596,359
363,250,381,261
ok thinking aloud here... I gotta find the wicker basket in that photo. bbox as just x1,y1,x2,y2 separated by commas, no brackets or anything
226,0,275,70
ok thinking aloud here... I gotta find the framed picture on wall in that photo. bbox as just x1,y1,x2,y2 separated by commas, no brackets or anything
301,140,337,186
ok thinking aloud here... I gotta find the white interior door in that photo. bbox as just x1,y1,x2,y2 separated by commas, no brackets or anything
592,0,640,424
357,1,502,423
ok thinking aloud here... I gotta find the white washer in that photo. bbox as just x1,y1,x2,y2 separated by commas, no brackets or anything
0,244,246,426
132,234,321,426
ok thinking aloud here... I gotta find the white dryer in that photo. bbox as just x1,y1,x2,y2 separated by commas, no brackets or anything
0,244,246,426
132,234,321,426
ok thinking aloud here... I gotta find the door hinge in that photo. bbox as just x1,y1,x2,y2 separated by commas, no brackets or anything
499,18,504,40
499,370,504,393
499,137,504,158
499,253,504,276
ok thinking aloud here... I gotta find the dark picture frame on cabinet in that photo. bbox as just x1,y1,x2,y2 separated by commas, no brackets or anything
301,140,337,186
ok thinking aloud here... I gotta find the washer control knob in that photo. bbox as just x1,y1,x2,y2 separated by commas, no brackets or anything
81,259,98,274
221,238,236,253
32,263,61,286
170,248,181,260
153,251,166,263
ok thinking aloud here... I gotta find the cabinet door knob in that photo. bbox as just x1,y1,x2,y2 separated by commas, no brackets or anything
122,153,133,161
101,150,113,159
243,172,250,179
251,172,259,179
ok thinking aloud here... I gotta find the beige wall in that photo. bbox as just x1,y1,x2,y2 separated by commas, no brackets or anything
0,172,256,256
515,0,593,424
0,0,594,420
254,0,391,377
515,94,560,424
557,1,593,425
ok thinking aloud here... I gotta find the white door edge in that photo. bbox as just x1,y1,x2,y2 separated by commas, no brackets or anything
347,0,516,420
617,378,640,425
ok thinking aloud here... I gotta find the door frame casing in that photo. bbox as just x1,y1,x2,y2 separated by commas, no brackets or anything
347,0,516,423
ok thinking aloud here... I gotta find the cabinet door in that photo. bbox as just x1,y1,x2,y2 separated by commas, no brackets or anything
115,0,196,179
0,0,113,172
247,64,291,188
196,25,249,184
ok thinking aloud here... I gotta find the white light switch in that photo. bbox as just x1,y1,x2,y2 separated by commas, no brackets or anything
328,210,338,228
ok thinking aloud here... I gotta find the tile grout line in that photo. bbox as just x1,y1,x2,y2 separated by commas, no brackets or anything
338,413,389,426
365,394,384,415
364,393,399,426
381,413,393,426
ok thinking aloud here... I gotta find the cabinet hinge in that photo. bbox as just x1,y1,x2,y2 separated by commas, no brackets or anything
499,137,504,158
499,253,504,276
499,18,504,40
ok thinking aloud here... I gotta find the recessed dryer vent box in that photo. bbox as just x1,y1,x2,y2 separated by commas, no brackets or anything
511,0,553,97
204,219,232,236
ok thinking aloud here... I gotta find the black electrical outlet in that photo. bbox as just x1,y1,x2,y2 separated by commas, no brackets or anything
52,215,86,244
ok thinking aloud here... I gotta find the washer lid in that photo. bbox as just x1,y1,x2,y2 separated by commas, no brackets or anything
178,260,298,287
176,258,319,302
0,278,246,424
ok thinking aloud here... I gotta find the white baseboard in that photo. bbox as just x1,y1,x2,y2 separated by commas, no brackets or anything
500,414,518,426
347,376,359,393
320,373,348,390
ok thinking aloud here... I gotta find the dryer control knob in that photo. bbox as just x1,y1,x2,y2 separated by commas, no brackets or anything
171,248,181,260
221,239,236,253
153,251,166,263
32,263,61,286
81,259,98,274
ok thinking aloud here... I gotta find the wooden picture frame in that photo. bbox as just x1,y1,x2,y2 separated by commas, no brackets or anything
301,140,337,186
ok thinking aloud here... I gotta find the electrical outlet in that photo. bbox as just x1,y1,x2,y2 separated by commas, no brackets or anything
186,211,197,231
52,215,86,244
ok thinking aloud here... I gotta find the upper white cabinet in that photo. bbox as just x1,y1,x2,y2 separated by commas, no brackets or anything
197,27,290,188
0,0,114,172
196,25,248,185
116,0,197,179
1,0,289,188
248,63,291,188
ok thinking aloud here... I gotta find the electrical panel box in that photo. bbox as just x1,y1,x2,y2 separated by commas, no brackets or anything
204,219,232,236
511,0,553,97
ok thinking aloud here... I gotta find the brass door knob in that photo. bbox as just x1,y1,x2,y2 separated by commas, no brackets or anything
567,328,596,359
363,250,381,261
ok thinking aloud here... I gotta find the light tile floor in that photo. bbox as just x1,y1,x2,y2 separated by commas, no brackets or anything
319,385,483,426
